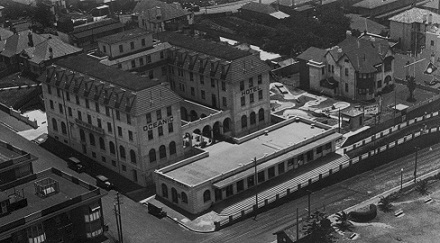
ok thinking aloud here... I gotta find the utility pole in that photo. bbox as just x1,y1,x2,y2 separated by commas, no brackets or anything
296,208,299,241
254,157,258,218
338,108,341,133
414,147,419,183
115,192,123,243
306,190,311,218
114,204,121,243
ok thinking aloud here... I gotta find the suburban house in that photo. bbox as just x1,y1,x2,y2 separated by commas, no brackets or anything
389,8,440,53
298,35,394,101
133,0,194,33
238,2,290,21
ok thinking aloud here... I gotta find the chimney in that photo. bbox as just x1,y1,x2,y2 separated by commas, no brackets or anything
49,47,53,59
28,32,33,47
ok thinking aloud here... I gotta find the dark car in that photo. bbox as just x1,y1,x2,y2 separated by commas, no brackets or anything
96,175,114,190
67,157,85,173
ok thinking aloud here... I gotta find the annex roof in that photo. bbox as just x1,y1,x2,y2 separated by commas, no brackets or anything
155,31,251,60
297,47,326,63
1,30,46,58
22,36,82,64
98,28,151,45
133,0,191,21
388,7,440,24
347,14,387,35
164,119,339,186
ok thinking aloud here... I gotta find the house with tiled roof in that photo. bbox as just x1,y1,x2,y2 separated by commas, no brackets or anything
298,35,394,101
20,35,83,77
239,2,290,21
389,7,440,52
133,0,194,33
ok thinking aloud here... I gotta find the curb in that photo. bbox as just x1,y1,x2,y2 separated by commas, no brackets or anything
166,215,216,233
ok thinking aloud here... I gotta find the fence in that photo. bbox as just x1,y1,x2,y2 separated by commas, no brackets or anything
213,123,440,230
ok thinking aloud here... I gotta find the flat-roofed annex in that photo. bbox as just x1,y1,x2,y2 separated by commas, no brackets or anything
163,119,339,186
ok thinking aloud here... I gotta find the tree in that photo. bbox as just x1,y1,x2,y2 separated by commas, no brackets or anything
406,75,417,102
302,211,336,243
32,2,54,28
415,180,429,195
378,196,393,212
334,211,354,232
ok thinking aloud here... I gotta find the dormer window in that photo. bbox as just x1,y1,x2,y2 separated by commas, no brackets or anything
210,62,215,71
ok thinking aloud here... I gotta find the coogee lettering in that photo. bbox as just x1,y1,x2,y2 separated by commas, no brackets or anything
241,86,261,96
143,117,174,131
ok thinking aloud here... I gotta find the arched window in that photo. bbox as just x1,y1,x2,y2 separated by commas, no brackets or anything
250,112,256,125
162,184,168,198
159,145,166,159
52,118,58,131
149,149,156,162
61,122,67,134
109,141,115,154
169,141,176,155
258,108,265,122
80,129,85,142
130,149,136,163
99,137,105,150
241,115,247,128
181,192,188,204
119,146,126,159
203,190,211,202
171,188,178,203
89,133,95,146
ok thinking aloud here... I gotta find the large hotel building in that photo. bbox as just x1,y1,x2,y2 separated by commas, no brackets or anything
40,31,341,213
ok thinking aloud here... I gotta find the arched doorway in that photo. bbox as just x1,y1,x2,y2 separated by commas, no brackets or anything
213,121,221,140
190,110,198,121
171,188,178,203
223,118,231,133
202,125,211,139
181,107,188,121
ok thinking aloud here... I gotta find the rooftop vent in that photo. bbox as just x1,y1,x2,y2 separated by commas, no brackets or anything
311,123,315,129
264,130,269,135
295,117,300,122
34,177,59,198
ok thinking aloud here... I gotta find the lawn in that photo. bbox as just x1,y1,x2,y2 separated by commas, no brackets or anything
336,179,440,243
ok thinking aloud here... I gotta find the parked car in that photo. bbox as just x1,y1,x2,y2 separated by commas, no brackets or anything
96,175,114,190
67,157,85,173
275,84,289,94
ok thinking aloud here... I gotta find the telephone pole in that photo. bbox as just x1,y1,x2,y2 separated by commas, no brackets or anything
115,192,123,243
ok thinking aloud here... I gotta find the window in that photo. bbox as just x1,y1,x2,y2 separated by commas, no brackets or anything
237,180,244,192
278,162,285,174
120,146,126,159
226,185,233,197
191,87,195,96
61,122,67,134
57,88,61,97
222,97,227,107
258,171,265,183
87,114,92,124
47,85,52,94
139,57,144,66
130,149,136,163
325,142,332,150
77,111,82,121
221,81,226,91
128,130,133,141
201,90,206,99
66,92,70,101
159,145,166,159
102,45,106,53
68,107,72,116
200,75,204,84
190,72,194,81
148,130,153,140
49,100,54,109
80,129,85,142
84,209,101,222
241,115,247,128
102,156,106,162
106,107,110,116
247,175,255,187
162,184,168,198
203,190,211,202
178,68,183,76
116,110,120,120
146,113,151,123
146,55,151,63
240,80,244,91
107,122,112,133
250,112,256,125
27,224,46,243
258,74,262,84
117,126,122,137
149,149,156,162
122,165,126,171
169,141,176,155
85,99,89,109
76,95,80,105
258,108,264,121
141,38,146,46
130,42,135,49
345,68,349,76
250,93,254,103
345,83,348,92
126,114,131,125
181,192,188,203
268,166,275,179
211,78,215,88
332,65,334,73
166,106,172,116
160,51,164,59
131,60,136,69
149,70,154,79
168,122,173,133
377,80,382,88
258,90,263,100
431,40,435,46
156,109,162,120
241,96,245,106
89,133,95,146
95,102,100,112
161,66,167,76
158,126,163,136
249,78,253,88
99,137,105,150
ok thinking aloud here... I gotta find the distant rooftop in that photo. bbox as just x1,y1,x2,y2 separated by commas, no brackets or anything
155,31,251,60
388,7,440,24
98,28,152,45
55,54,159,92
0,140,36,166
353,0,400,9
163,118,340,186
297,47,326,63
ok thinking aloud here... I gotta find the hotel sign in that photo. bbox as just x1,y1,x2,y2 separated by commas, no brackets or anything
143,116,174,131
241,86,262,96
75,119,105,135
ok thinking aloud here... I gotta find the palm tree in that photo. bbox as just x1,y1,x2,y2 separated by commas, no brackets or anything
415,180,429,195
378,196,393,212
334,211,354,232
302,211,336,243
406,75,417,102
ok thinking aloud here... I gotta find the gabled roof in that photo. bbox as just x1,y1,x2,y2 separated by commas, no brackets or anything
155,31,251,60
388,7,440,24
240,2,276,14
133,0,191,21
1,30,46,58
97,28,151,45
22,36,83,64
297,47,326,63
0,28,13,41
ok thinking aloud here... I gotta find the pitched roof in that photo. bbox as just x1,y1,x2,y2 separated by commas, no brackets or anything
297,47,326,63
73,18,120,34
388,7,440,24
133,0,190,21
240,2,276,14
346,14,387,35
22,36,83,64
155,31,251,60
0,28,13,41
353,0,400,9
1,30,46,58
328,36,390,73
97,28,151,45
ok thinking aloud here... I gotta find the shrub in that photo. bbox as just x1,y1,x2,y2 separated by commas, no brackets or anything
415,180,429,195
378,196,394,212
348,204,377,222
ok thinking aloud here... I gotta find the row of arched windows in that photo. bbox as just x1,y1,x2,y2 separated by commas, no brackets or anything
241,108,265,129
52,118,67,135
149,141,177,163
162,184,188,204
